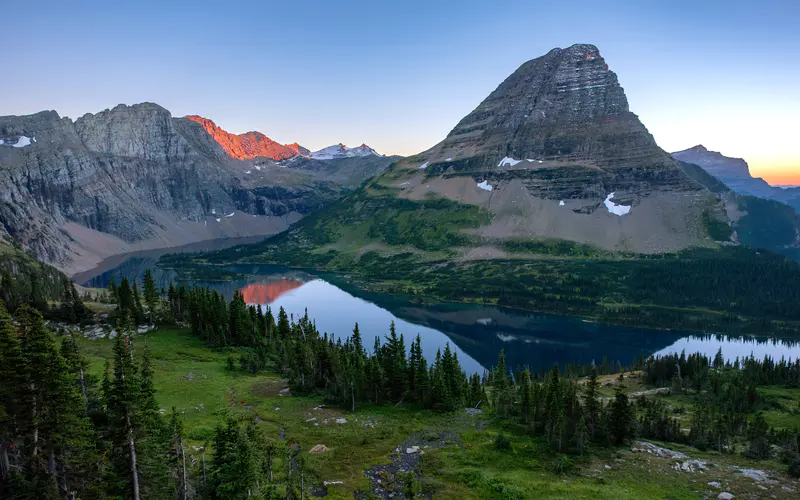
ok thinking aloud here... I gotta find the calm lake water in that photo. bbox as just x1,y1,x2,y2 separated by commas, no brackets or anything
78,241,800,374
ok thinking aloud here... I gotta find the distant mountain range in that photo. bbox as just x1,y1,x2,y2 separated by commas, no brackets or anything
309,143,381,160
186,115,382,162
2,43,800,281
0,104,396,274
672,145,800,212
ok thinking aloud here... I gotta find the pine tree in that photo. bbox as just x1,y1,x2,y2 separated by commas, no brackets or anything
15,306,97,498
60,332,89,405
608,388,635,445
107,333,142,500
170,408,188,500
29,275,48,313
573,413,589,455
0,303,23,486
142,269,159,324
583,368,602,439
745,413,771,459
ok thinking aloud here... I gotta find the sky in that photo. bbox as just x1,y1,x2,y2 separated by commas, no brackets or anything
1,0,798,184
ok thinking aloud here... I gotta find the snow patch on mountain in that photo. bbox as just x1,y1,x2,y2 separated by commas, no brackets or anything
604,192,631,216
498,156,522,167
477,180,493,192
310,143,380,160
1,136,34,148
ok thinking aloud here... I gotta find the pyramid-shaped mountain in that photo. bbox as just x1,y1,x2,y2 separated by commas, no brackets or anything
253,44,726,261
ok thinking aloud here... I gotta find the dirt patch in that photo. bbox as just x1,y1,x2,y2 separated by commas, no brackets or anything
252,379,290,398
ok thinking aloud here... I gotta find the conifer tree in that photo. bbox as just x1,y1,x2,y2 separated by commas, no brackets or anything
608,388,635,445
583,368,602,439
142,269,159,324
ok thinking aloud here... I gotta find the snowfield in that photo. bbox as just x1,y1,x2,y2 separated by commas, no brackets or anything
477,180,493,192
1,136,34,148
603,192,631,216
498,156,522,167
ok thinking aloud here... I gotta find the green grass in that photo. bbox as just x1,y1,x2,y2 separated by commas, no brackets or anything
426,428,700,500
758,386,800,429
76,328,800,499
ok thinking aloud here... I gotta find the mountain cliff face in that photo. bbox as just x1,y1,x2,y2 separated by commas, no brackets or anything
0,103,392,274
185,115,301,160
672,145,800,211
246,43,727,265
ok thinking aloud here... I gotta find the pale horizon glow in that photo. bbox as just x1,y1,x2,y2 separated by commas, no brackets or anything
1,0,798,184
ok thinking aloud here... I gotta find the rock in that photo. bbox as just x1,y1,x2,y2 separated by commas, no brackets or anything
729,466,774,483
335,418,347,424
673,460,709,473
261,43,728,264
632,441,688,459
0,104,394,271
185,115,299,161
717,493,735,500
406,446,421,455
708,481,722,489
465,407,483,416
309,444,329,454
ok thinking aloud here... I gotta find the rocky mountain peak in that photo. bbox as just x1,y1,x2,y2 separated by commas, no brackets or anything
672,145,752,180
309,143,380,160
428,43,664,169
383,44,724,254
185,115,300,161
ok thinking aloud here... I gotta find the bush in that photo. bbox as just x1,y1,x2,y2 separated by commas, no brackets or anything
494,432,512,451
549,454,574,475
789,459,800,478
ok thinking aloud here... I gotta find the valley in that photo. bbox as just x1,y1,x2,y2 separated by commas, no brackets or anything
3,35,800,500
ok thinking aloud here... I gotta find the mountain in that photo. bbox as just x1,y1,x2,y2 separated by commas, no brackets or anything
672,145,800,211
0,103,394,274
309,143,381,160
185,115,301,160
675,161,800,258
239,43,727,265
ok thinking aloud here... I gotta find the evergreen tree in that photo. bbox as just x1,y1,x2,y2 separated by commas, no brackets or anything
142,269,159,324
608,388,635,445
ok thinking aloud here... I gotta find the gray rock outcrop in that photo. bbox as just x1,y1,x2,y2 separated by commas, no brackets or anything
0,103,394,273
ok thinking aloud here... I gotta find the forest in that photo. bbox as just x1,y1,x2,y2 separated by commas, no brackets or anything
1,269,799,498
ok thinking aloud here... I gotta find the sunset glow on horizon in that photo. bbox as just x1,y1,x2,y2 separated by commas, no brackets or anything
1,0,798,184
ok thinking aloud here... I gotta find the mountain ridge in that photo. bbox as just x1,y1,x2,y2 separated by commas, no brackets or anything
672,145,800,211
0,103,395,274
239,43,727,265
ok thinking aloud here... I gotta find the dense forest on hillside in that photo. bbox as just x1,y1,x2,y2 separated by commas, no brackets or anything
162,239,800,336
3,272,800,498
0,242,73,313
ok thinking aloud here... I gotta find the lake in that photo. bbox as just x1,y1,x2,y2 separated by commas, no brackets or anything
78,242,800,374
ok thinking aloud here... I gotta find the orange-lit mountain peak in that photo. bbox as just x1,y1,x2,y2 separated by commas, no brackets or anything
239,280,306,304
186,115,303,161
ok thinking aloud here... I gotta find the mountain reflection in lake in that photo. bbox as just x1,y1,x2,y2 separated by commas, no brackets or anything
80,259,800,375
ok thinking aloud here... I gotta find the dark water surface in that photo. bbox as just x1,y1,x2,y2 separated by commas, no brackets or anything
79,245,800,374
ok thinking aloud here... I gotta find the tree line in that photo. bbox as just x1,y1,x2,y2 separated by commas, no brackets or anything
3,268,800,498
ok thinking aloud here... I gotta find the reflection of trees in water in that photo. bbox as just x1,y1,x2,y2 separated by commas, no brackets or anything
80,257,799,374
371,302,687,374
81,259,313,304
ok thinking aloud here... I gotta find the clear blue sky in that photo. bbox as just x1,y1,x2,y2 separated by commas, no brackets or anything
2,0,798,183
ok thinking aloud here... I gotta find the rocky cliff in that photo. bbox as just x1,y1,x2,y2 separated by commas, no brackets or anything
185,115,301,160
672,145,800,211
254,44,725,261
0,103,393,274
